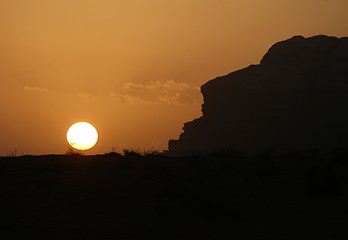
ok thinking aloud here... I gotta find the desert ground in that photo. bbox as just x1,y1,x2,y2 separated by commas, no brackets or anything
1,150,348,239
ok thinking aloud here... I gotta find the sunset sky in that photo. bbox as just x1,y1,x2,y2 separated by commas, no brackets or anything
1,0,347,155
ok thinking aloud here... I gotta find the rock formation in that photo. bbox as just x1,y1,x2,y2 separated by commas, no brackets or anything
168,35,348,156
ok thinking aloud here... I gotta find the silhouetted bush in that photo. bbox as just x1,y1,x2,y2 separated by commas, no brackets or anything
65,147,82,156
143,148,160,156
122,148,141,157
102,151,122,157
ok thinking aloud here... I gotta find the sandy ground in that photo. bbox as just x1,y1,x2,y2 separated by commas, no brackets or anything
1,153,348,239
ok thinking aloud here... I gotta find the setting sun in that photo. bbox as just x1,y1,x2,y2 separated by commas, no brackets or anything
66,122,98,150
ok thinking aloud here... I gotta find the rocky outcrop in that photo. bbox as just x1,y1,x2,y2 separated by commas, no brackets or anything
168,35,348,156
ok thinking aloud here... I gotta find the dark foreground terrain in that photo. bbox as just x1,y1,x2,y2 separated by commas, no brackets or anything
1,150,348,239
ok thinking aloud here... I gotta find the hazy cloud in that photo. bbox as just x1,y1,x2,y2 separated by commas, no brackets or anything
110,92,150,105
24,86,48,94
78,92,95,100
159,92,195,105
113,80,199,105
124,80,189,91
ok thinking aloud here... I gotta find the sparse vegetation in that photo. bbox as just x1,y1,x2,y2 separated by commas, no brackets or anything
65,147,82,156
6,148,18,157
1,148,348,239
122,148,141,157
143,148,160,156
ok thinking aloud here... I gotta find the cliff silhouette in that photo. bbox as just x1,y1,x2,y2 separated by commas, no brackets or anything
168,35,348,156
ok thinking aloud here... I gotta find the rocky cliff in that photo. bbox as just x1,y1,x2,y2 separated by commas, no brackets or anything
168,35,348,156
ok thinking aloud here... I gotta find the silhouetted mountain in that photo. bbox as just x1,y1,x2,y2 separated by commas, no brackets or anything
168,35,348,156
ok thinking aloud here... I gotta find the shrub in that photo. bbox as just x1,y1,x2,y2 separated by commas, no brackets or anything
123,148,141,157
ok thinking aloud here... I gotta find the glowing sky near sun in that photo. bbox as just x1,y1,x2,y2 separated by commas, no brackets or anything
0,0,347,155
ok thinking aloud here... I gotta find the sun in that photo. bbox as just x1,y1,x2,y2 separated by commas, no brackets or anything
66,122,98,150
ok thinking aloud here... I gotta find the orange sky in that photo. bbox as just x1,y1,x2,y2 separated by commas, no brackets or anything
1,0,347,155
